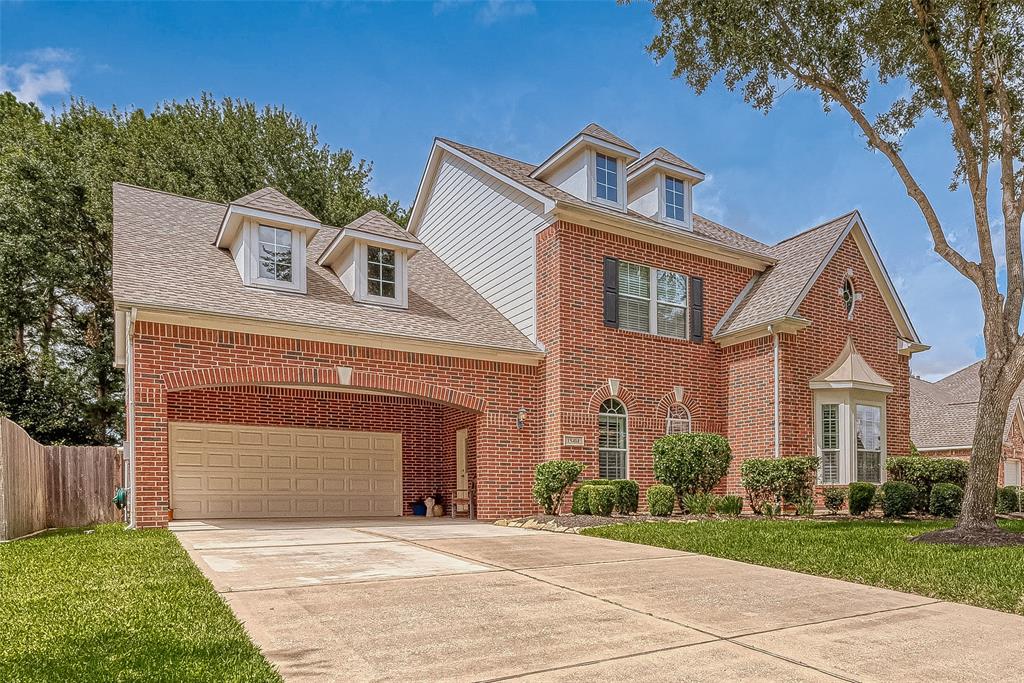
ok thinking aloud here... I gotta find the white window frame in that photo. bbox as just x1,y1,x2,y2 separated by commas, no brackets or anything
666,404,691,434
660,174,692,228
814,390,887,485
1004,460,1021,487
598,398,628,479
245,221,306,293
354,241,408,308
819,402,841,484
589,150,626,211
617,260,689,340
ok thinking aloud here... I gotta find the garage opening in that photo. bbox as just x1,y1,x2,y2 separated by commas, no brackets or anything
166,385,477,519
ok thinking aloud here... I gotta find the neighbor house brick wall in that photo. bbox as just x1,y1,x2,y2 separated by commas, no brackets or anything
924,419,1024,488
534,220,755,499
782,233,912,462
130,321,541,527
167,385,448,514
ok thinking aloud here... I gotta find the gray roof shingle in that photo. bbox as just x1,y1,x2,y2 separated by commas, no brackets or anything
113,183,540,355
629,146,702,175
578,123,640,154
232,187,319,222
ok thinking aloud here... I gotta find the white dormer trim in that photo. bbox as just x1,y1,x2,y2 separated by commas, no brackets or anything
532,133,639,180
658,173,694,230
588,149,627,212
626,158,706,185
318,228,420,310
233,220,308,294
216,204,320,249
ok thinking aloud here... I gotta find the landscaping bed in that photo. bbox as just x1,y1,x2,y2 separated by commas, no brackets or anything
583,518,1024,614
0,524,280,682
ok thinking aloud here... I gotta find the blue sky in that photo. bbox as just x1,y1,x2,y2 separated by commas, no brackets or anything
1,0,993,379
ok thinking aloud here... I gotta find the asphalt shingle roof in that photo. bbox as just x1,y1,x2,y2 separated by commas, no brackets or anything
340,210,422,244
578,123,640,154
232,187,319,222
113,183,540,355
629,146,702,175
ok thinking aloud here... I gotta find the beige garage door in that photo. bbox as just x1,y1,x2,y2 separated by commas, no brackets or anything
169,422,402,519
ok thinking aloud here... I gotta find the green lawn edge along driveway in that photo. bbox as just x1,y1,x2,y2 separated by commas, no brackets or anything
584,518,1024,615
0,524,280,683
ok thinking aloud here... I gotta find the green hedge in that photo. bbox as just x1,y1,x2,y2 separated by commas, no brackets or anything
996,486,1021,514
930,483,964,518
653,433,732,499
531,460,585,514
886,456,969,511
880,481,917,518
588,485,616,516
823,487,846,514
574,479,639,514
740,456,819,515
647,484,675,516
571,485,591,514
849,482,877,515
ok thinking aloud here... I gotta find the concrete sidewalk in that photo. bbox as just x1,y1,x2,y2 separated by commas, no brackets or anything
174,518,1024,682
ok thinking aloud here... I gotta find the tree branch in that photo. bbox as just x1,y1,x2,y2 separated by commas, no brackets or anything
992,58,1024,336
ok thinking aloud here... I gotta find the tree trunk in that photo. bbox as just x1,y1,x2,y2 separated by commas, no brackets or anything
957,386,1009,531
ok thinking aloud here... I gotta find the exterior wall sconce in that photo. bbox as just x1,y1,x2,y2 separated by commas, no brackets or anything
516,407,528,430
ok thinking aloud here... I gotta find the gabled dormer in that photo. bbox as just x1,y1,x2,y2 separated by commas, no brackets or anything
215,188,321,294
318,211,421,309
530,123,640,212
627,147,705,231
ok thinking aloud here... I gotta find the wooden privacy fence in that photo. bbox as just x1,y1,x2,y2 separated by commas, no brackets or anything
0,417,122,541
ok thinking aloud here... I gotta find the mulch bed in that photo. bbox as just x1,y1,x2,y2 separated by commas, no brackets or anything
911,527,1024,547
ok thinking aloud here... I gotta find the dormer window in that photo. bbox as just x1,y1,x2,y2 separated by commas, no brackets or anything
665,176,686,222
595,153,619,203
366,245,397,301
257,226,294,284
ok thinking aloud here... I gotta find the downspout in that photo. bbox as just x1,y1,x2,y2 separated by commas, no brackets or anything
769,324,780,458
126,307,138,529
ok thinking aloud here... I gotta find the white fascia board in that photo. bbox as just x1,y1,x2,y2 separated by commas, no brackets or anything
317,227,421,267
531,135,639,179
408,140,556,236
626,158,706,184
851,215,924,344
711,274,759,337
215,205,321,247
783,214,856,320
917,445,972,452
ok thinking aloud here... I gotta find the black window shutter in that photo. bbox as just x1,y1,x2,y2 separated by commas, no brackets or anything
690,276,704,343
603,257,619,328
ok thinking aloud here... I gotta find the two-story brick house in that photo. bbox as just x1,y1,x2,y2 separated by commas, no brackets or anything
113,124,927,527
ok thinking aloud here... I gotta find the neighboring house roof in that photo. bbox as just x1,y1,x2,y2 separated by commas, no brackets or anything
231,187,319,222
628,146,702,175
714,213,855,337
435,138,774,260
911,363,1024,449
112,183,540,356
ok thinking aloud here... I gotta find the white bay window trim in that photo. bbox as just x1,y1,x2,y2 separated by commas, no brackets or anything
815,389,887,485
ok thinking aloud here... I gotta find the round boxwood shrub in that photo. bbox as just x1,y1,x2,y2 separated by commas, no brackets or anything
880,481,917,518
930,483,964,518
848,482,877,515
612,479,640,514
588,485,616,516
647,484,675,516
886,456,969,511
822,487,846,514
571,485,591,515
531,460,585,514
996,486,1021,514
740,456,819,515
653,433,732,501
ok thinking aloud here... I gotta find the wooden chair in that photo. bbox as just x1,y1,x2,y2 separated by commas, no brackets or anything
450,480,475,519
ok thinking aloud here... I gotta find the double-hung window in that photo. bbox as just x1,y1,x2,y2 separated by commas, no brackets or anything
595,152,618,203
257,226,294,283
820,404,840,484
366,246,397,300
665,176,686,222
855,404,883,483
617,261,688,339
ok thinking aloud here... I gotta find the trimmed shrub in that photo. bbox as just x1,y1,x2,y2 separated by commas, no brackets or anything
571,485,591,515
652,433,732,500
930,483,964,518
718,495,743,516
740,456,819,515
588,485,616,516
682,492,719,515
886,456,969,511
611,479,640,514
848,482,877,515
996,486,1021,514
823,487,846,514
880,481,917,518
647,484,675,516
532,460,585,514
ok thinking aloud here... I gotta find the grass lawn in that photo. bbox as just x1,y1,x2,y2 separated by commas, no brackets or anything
583,518,1024,615
0,524,280,682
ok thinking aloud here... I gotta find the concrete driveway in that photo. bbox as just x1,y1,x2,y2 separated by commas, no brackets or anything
174,518,1024,682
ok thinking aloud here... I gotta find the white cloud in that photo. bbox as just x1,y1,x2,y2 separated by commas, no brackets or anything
0,47,74,105
433,0,536,25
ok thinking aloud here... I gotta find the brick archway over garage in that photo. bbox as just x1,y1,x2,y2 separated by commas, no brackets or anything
161,365,488,413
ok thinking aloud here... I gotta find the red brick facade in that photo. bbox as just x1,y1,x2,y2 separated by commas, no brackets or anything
127,222,919,526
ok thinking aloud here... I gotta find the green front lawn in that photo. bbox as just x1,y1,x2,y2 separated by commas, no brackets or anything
0,524,280,682
584,519,1024,614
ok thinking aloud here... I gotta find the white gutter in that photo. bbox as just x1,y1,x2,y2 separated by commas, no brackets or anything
769,324,780,458
126,307,137,529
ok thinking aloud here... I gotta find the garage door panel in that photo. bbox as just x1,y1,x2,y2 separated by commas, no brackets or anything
170,422,402,519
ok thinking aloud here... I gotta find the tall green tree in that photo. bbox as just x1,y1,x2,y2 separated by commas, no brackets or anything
639,0,1023,540
0,92,404,446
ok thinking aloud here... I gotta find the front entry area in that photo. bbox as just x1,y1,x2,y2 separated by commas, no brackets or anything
169,422,402,519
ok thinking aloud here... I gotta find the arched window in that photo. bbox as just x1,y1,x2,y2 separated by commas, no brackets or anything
598,398,627,479
666,403,691,434
842,279,856,317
